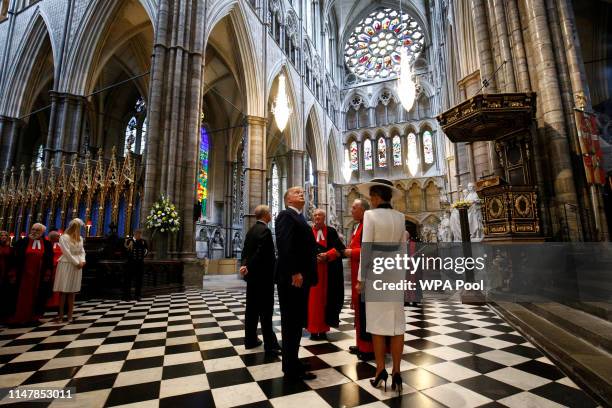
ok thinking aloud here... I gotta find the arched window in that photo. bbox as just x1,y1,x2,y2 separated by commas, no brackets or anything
35,145,44,171
392,135,402,166
271,162,280,220
124,117,138,155
350,141,358,170
306,156,315,184
423,130,434,164
197,126,210,218
123,97,147,156
377,137,387,167
344,8,425,81
407,132,419,175
364,139,373,170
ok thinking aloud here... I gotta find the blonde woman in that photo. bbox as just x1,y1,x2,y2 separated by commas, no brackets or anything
53,219,86,323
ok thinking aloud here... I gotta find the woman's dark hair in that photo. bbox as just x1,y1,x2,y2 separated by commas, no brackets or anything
370,185,392,202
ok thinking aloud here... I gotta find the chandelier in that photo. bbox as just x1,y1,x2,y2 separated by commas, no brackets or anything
397,46,417,112
272,74,291,132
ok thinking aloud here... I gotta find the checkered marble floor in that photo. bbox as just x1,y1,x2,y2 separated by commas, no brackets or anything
0,288,599,407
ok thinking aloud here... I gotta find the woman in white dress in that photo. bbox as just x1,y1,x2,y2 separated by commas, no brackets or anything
53,218,86,323
357,179,406,394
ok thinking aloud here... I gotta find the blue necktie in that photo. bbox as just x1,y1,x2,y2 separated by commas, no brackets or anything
299,213,307,224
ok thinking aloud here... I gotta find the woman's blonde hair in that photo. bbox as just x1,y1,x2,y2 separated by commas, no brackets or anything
65,218,84,242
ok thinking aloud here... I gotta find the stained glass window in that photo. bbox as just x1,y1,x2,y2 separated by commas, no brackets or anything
407,132,418,175
271,163,280,220
124,117,138,156
198,126,210,218
377,137,387,167
364,139,373,170
350,141,358,170
344,8,425,81
35,145,43,171
392,135,401,166
423,130,434,164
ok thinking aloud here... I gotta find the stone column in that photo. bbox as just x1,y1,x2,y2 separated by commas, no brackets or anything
492,0,516,92
470,0,502,178
316,170,328,211
244,116,267,229
0,116,19,171
506,0,531,91
286,149,305,189
524,0,581,240
46,93,87,166
557,0,609,241
142,0,205,258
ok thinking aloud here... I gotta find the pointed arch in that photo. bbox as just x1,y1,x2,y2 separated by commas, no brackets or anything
206,0,263,117
58,0,155,95
305,105,325,171
267,63,300,150
2,11,55,117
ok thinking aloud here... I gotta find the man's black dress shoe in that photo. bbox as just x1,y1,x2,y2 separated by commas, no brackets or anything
349,346,359,355
265,348,282,356
284,372,317,381
358,351,375,361
244,339,263,349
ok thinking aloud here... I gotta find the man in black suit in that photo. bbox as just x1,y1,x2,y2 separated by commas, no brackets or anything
275,186,318,381
240,205,280,355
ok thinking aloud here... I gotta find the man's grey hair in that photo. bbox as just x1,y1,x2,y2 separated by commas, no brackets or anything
313,208,326,217
31,223,46,232
254,205,271,220
354,198,370,211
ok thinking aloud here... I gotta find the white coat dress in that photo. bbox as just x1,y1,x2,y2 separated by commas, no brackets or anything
53,235,86,293
358,207,406,336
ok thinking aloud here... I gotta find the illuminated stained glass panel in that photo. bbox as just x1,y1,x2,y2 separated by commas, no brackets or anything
392,135,401,166
378,137,387,167
198,126,210,217
423,130,434,164
350,141,358,170
344,8,425,81
364,139,373,170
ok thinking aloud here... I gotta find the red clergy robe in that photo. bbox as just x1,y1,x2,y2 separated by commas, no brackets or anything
10,239,45,324
46,242,62,309
348,222,373,353
307,226,340,334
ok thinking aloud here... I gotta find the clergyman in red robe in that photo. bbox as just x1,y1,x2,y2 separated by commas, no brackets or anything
307,208,345,340
343,199,374,360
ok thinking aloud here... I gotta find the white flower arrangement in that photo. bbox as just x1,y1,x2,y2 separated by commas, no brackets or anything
146,195,181,233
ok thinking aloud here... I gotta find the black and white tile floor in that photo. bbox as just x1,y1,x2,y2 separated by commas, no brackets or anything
0,288,600,407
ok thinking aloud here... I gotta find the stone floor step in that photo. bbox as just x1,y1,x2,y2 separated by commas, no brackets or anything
564,301,612,322
523,302,612,354
492,301,612,407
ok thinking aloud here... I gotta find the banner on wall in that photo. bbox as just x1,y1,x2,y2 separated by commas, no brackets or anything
574,109,606,185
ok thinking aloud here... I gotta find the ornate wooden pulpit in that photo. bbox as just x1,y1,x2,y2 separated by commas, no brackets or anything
438,93,543,242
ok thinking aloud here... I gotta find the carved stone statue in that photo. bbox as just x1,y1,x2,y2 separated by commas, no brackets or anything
449,207,462,242
437,213,452,242
466,182,484,241
327,184,340,231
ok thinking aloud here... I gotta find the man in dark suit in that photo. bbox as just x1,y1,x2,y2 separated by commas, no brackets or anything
275,186,318,381
240,205,280,355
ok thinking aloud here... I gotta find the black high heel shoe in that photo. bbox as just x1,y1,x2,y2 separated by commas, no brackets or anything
391,372,402,395
369,369,388,391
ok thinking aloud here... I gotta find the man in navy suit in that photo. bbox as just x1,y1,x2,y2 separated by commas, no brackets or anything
275,186,318,380
240,205,280,355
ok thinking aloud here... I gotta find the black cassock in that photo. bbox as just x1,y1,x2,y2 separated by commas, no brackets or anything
315,226,345,328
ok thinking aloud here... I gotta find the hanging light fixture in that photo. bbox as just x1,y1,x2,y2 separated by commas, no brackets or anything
272,73,291,132
397,46,417,112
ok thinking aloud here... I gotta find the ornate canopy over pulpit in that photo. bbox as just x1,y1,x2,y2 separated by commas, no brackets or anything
437,93,543,242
